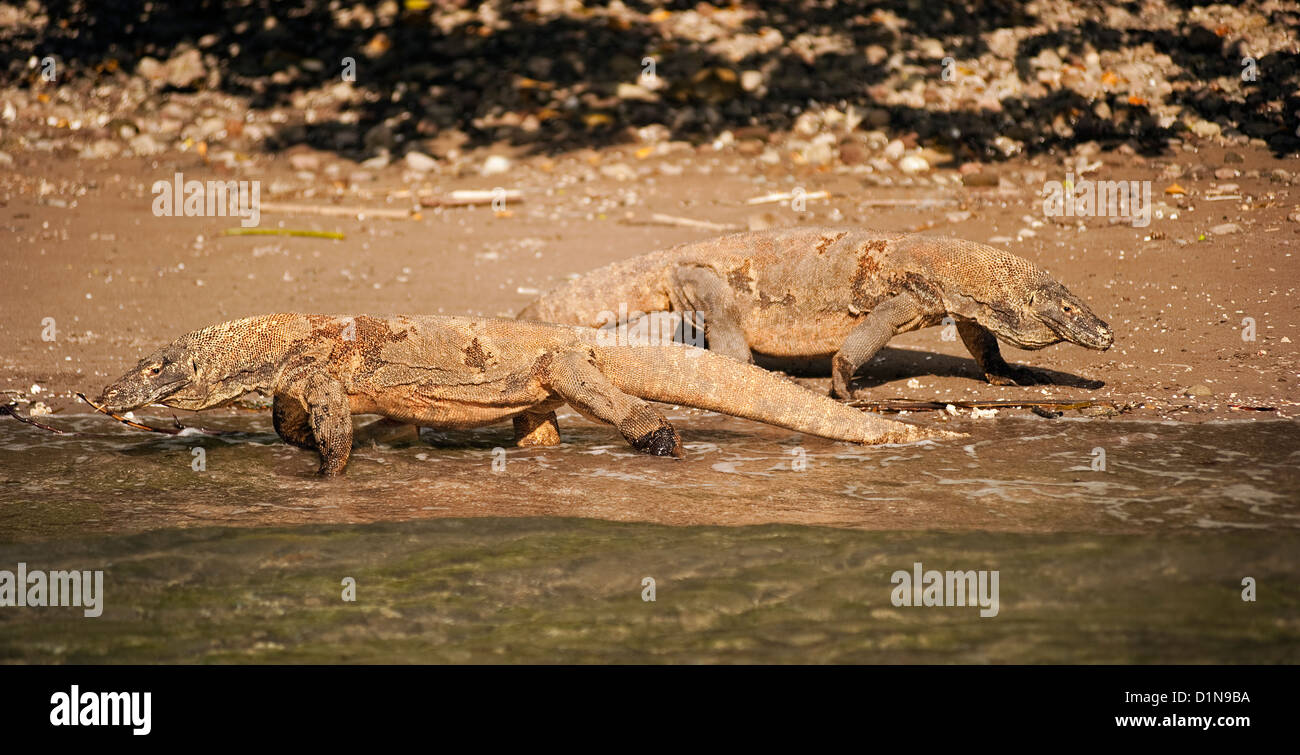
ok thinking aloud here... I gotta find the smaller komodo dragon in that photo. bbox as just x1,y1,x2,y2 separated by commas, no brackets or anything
97,314,957,476
518,228,1114,398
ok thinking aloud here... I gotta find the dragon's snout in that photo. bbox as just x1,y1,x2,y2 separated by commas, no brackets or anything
1076,321,1114,351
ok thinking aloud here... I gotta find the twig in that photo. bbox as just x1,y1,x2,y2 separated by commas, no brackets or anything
76,393,236,436
0,403,75,434
846,398,1105,413
747,190,831,205
222,228,345,240
620,213,742,232
259,201,415,220
418,189,523,207
857,198,959,207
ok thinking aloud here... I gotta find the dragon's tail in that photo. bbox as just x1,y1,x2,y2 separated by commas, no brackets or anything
592,345,958,445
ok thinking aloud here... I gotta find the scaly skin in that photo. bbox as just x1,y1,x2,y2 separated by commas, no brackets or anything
98,314,957,476
518,228,1115,398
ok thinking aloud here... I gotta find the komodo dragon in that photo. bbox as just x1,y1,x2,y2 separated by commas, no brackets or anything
97,314,955,476
518,228,1114,398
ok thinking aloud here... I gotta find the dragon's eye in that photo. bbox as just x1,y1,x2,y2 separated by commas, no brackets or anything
149,366,161,376
1062,303,1073,313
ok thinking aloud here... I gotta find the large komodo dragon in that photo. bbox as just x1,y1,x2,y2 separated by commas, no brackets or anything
518,228,1114,398
97,314,955,476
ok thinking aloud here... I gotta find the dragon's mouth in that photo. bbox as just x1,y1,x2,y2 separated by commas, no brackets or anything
99,378,189,413
1041,312,1113,351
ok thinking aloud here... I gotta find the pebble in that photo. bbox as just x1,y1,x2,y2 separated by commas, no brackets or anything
404,151,437,172
1209,223,1241,235
288,153,320,171
898,154,929,174
481,154,511,176
128,133,164,155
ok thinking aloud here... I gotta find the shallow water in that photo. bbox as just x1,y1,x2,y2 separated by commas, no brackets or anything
1,411,1297,538
0,411,1296,663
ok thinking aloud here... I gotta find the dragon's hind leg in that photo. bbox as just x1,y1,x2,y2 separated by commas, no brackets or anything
544,349,682,457
513,410,561,447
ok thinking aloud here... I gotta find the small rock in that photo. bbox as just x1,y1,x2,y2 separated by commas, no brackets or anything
1223,151,1244,164
481,154,511,176
288,153,320,171
616,82,657,102
404,151,437,172
599,162,636,181
838,143,866,165
1209,223,1241,235
80,139,122,160
1213,167,1238,180
898,154,929,174
945,210,973,223
883,139,905,161
128,133,164,156
136,57,165,86
1185,384,1213,398
29,402,52,417
164,48,206,89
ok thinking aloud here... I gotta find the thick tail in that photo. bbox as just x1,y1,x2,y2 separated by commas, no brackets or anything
592,345,958,445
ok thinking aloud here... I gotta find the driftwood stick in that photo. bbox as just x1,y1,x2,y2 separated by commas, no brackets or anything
259,201,415,220
846,398,1105,413
76,393,236,436
747,190,831,205
619,213,742,232
419,189,523,207
0,403,75,434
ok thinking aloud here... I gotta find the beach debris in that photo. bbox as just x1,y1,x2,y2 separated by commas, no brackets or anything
223,228,345,240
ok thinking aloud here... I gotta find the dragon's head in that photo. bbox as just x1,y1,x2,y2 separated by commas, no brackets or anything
99,317,292,412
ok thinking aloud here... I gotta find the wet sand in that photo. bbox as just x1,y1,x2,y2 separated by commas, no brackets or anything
2,141,1297,426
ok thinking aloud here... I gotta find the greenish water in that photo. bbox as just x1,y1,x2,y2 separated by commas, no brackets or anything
0,520,1295,663
0,412,1296,663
